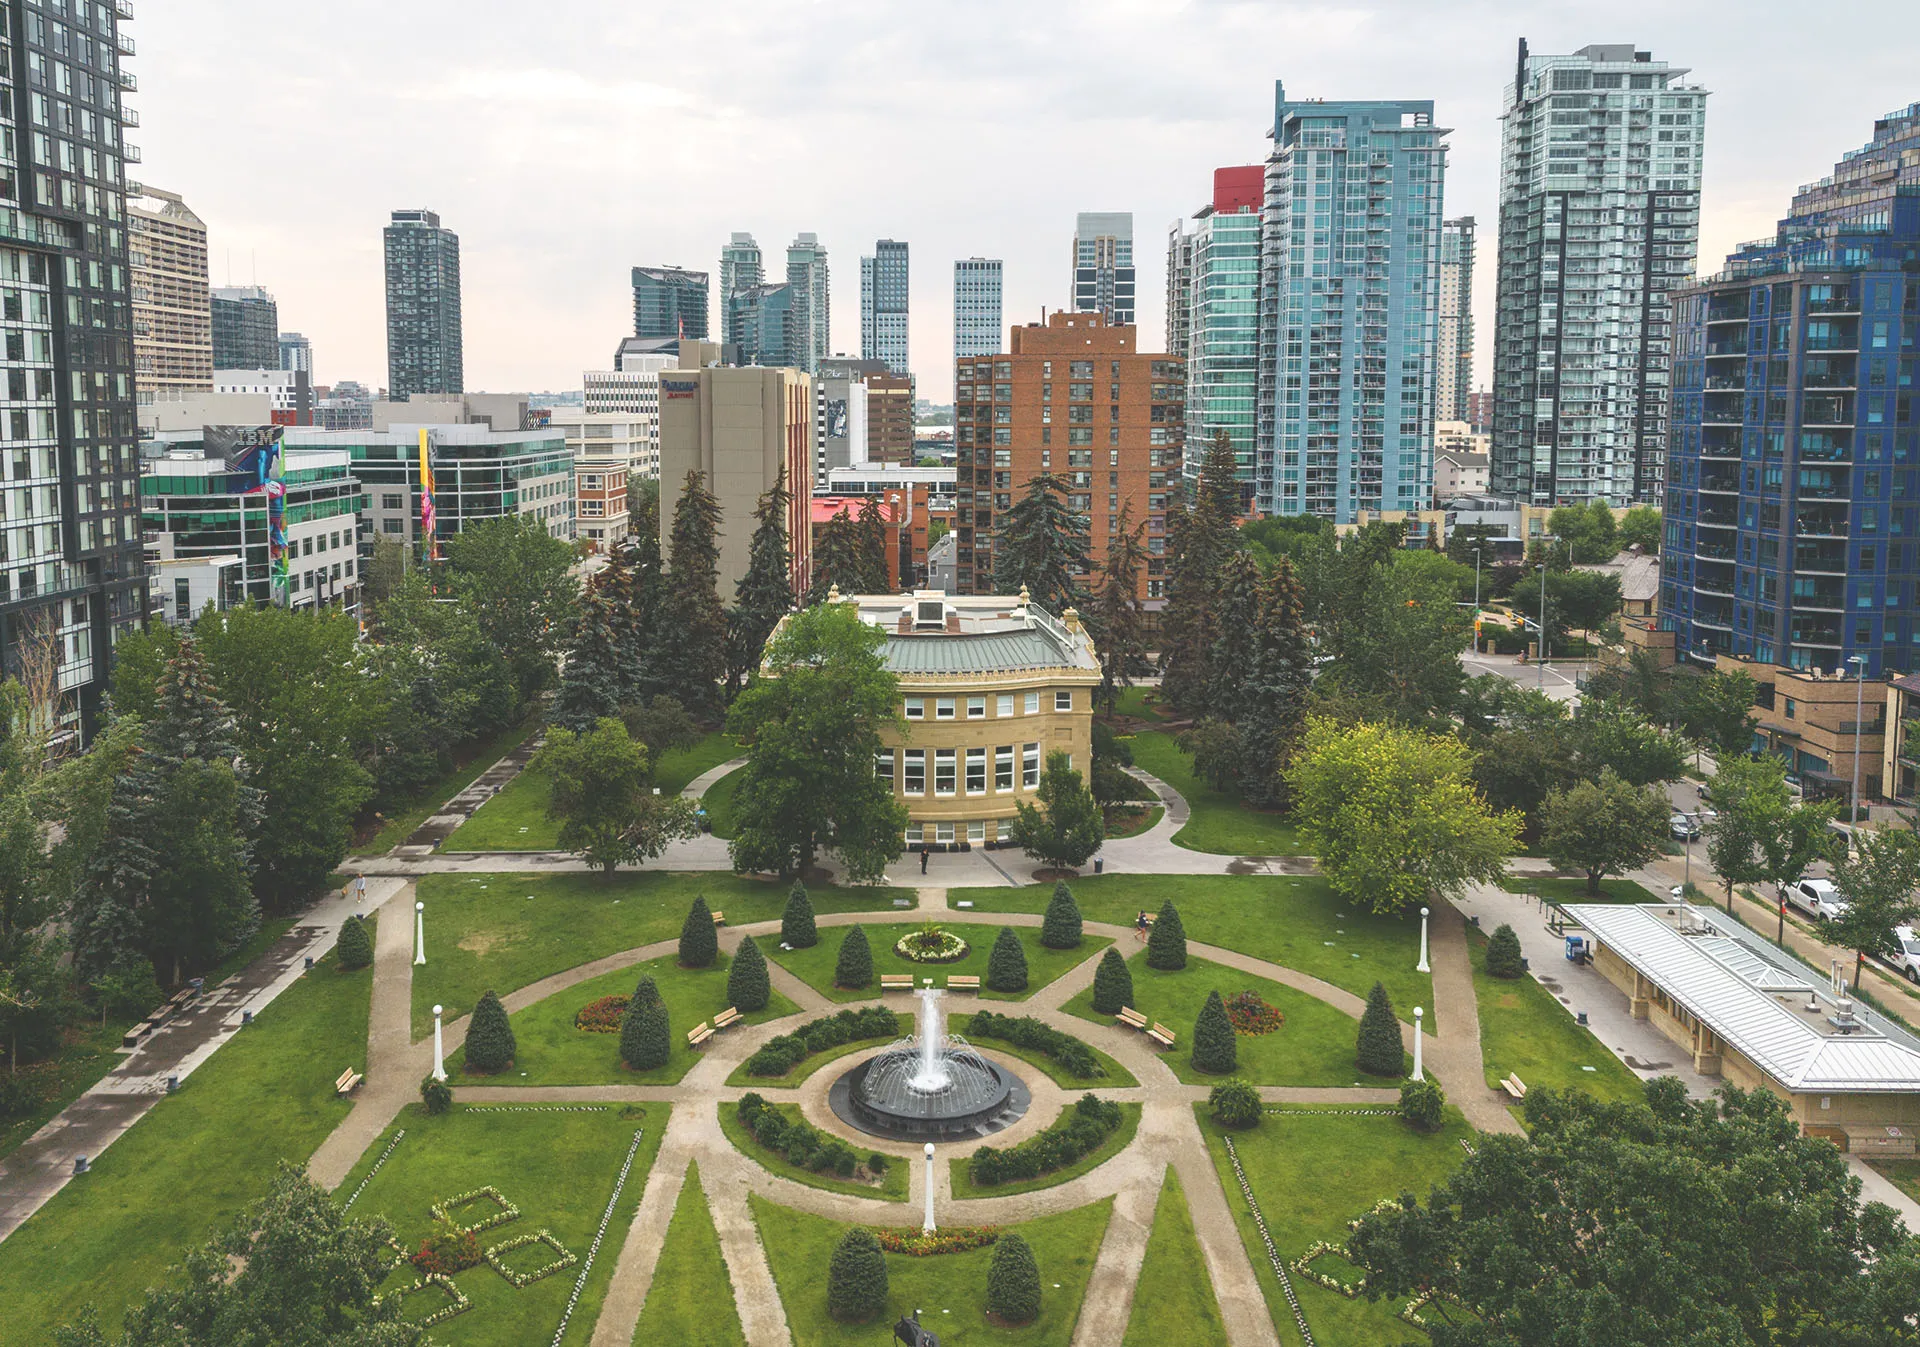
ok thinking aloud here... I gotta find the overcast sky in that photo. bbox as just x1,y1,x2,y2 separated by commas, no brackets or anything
136,0,1916,403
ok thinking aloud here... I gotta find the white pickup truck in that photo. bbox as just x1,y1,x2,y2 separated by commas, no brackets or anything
1883,926,1920,984
1782,878,1849,921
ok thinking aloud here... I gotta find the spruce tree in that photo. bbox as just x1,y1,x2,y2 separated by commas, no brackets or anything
1192,989,1237,1074
985,1231,1042,1324
782,882,818,948
727,469,794,698
334,915,373,970
464,989,516,1073
1040,881,1083,949
834,925,873,989
620,974,669,1070
985,926,1028,992
826,1227,888,1322
1205,553,1267,724
551,586,625,733
1091,501,1151,713
1485,924,1525,979
991,473,1091,614
807,510,862,603
855,495,892,592
1356,981,1403,1077
679,896,719,968
1158,432,1244,713
1234,558,1314,808
1090,948,1134,1014
1146,900,1187,970
655,469,728,714
729,935,771,1012
609,502,666,704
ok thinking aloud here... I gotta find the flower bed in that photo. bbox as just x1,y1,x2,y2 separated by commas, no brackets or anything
893,926,970,964
573,994,629,1033
1292,1240,1367,1298
342,1129,405,1212
431,1185,520,1235
1222,1134,1317,1347
550,1128,645,1347
969,1094,1122,1187
966,1010,1105,1078
410,1222,482,1276
1225,990,1285,1036
746,1006,899,1077
485,1228,578,1288
873,1225,999,1256
382,1272,471,1329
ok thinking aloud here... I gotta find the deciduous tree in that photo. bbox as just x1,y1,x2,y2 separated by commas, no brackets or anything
535,718,698,875
1008,751,1105,872
1539,768,1671,895
1824,825,1920,987
443,511,578,705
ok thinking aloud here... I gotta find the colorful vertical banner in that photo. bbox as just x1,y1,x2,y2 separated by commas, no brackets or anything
206,424,288,603
418,428,439,560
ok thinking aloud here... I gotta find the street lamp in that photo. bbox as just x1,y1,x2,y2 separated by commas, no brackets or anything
1472,547,1483,654
1536,535,1556,689
1848,654,1867,830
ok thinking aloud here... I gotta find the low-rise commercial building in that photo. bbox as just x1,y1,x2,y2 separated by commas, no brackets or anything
1715,654,1886,806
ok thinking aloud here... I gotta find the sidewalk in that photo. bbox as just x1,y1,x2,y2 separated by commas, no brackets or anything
389,732,544,858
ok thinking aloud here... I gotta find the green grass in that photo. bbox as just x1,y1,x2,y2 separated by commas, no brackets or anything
1196,1104,1473,1347
1104,804,1163,840
1125,731,1303,855
449,950,797,1086
412,872,907,1037
948,1104,1141,1199
358,718,540,854
720,1102,909,1202
946,1012,1137,1088
948,875,1433,1028
1498,873,1669,906
1867,1160,1920,1208
764,924,1110,1005
1103,686,1171,722
1467,928,1645,1107
0,952,372,1340
632,1163,746,1347
1120,1168,1229,1347
654,731,743,795
332,1103,668,1346
1061,951,1407,1087
702,766,744,841
751,1194,1112,1346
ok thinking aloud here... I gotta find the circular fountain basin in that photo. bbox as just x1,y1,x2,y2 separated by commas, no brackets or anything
829,1045,1026,1140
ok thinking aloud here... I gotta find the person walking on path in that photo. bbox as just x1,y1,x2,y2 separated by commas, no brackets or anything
1135,910,1149,941
919,846,930,875
354,873,367,904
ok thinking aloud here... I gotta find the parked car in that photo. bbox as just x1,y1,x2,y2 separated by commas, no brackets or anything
1783,878,1849,920
1669,813,1701,842
1885,926,1920,984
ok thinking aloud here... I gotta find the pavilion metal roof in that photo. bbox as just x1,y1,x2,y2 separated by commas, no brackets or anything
882,629,1075,675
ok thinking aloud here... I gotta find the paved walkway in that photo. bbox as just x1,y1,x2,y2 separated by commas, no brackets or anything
391,731,544,857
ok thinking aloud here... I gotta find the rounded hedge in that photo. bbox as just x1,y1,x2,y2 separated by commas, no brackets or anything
1400,1076,1445,1132
826,1227,888,1322
985,1232,1041,1323
334,916,373,971
419,1074,453,1116
1209,1078,1261,1129
1485,923,1525,979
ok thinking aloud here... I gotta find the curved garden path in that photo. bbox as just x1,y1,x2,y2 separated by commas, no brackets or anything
304,877,1510,1347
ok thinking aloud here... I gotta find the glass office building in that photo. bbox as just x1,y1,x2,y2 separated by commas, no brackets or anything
631,265,708,342
1180,204,1261,493
384,208,463,398
861,239,910,378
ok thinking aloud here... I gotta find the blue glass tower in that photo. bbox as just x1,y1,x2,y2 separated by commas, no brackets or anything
1663,103,1920,677
1255,83,1448,522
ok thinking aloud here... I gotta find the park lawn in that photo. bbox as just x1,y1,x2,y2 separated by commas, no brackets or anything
1467,929,1645,1107
948,1104,1141,1199
0,952,372,1341
725,1033,901,1088
358,717,540,854
412,872,906,1037
333,1103,668,1347
1104,804,1163,840
703,766,744,841
631,1164,746,1347
1867,1160,1920,1208
1120,1168,1229,1347
449,950,797,1086
1062,951,1407,1087
654,730,743,795
1499,873,1669,906
751,1193,1113,1347
1124,731,1303,855
948,875,1433,1028
1197,1105,1473,1347
764,924,1110,1005
720,1102,909,1202
1103,686,1171,722
947,1012,1138,1088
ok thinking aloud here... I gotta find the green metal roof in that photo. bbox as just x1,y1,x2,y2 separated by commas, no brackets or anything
883,630,1073,675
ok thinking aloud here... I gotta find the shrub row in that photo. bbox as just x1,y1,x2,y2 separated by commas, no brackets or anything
736,1093,881,1180
745,1006,900,1077
966,1010,1105,1079
969,1093,1122,1187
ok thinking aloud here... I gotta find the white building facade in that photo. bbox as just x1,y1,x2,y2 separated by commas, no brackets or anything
953,258,1003,361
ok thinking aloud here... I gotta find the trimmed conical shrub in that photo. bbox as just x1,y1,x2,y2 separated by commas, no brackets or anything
680,896,718,968
334,916,373,970
1485,923,1524,979
835,926,874,989
985,1231,1041,1324
1192,989,1237,1074
1040,881,1083,949
729,935,771,1011
826,1227,888,1322
986,926,1028,992
464,989,516,1073
1090,948,1134,1015
1356,981,1403,1077
630,973,663,1009
782,882,818,948
620,976,670,1070
1146,900,1187,970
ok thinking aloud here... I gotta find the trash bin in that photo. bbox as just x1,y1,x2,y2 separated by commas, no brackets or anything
1094,859,1104,874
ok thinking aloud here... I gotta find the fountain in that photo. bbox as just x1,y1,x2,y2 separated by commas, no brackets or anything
829,986,1025,1139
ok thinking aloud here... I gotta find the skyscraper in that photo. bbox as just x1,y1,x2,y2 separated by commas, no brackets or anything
1176,167,1263,494
861,240,910,378
729,283,799,368
279,332,313,375
211,285,280,370
719,233,763,349
952,258,1003,362
1,0,148,741
1165,223,1195,360
1071,213,1135,325
1491,42,1708,506
1437,217,1475,425
631,265,709,341
1256,83,1448,523
129,187,212,401
786,233,830,373
1662,102,1920,679
384,209,463,398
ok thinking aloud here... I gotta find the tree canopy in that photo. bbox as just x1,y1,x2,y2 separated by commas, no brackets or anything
991,473,1091,616
534,717,697,874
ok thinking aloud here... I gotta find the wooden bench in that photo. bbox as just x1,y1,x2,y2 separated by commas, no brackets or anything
121,1024,152,1050
946,975,981,993
711,910,726,926
334,1067,363,1095
1498,1074,1528,1102
1115,1007,1149,1031
1147,1022,1178,1049
880,974,915,991
686,1022,715,1049
712,1007,742,1030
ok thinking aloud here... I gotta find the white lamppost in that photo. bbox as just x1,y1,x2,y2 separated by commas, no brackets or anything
1412,1007,1424,1081
922,1143,937,1233
432,1004,447,1082
413,900,426,966
1416,906,1431,974
1472,547,1483,655
1848,654,1867,831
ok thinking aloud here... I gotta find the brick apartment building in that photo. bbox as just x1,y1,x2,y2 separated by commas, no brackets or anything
953,312,1184,607
867,372,915,465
